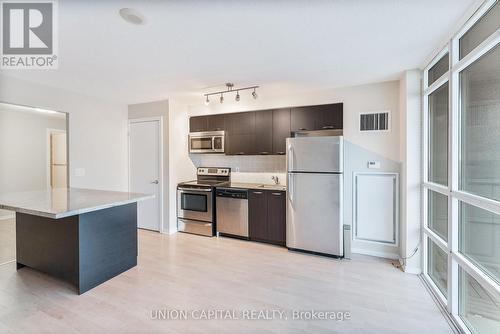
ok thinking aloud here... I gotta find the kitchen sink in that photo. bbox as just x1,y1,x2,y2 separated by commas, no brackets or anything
257,184,286,190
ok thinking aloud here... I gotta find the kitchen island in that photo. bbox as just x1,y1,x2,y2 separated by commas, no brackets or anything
0,188,152,294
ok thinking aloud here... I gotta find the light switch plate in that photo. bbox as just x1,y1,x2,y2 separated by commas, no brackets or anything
367,161,380,169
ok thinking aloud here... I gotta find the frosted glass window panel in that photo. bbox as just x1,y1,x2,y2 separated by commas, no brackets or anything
428,54,449,86
460,202,500,284
459,269,500,334
460,45,500,202
428,83,449,186
427,240,448,296
459,1,500,59
428,190,448,241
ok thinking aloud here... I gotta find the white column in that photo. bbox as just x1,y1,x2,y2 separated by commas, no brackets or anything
399,69,423,274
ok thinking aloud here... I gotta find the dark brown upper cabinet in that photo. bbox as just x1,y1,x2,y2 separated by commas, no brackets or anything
189,115,226,132
255,110,273,155
207,114,225,131
189,116,208,132
315,103,343,130
189,103,342,155
291,107,315,132
248,190,286,246
225,112,256,155
291,103,343,132
272,108,291,155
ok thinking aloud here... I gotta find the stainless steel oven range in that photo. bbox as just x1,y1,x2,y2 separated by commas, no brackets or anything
177,167,230,236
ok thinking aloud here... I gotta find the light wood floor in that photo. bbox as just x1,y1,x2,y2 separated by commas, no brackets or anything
0,228,452,334
0,218,15,265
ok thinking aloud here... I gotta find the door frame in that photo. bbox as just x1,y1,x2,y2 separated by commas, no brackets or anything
46,128,68,189
128,117,164,233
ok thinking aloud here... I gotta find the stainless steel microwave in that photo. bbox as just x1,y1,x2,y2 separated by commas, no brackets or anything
189,131,225,154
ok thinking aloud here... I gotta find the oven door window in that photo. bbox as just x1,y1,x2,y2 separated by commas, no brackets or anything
181,193,207,212
191,137,213,150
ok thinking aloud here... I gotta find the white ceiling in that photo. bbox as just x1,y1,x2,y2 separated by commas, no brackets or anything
3,0,476,104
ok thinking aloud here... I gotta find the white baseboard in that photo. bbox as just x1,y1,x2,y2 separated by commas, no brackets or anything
352,248,399,260
167,228,178,235
402,266,422,275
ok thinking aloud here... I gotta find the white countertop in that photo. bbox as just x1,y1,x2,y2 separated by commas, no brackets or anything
0,188,153,219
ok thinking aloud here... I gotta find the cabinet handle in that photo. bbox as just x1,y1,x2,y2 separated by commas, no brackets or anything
260,152,269,155
236,152,245,155
299,128,307,131
271,192,283,196
276,152,285,155
253,191,263,194
322,126,334,129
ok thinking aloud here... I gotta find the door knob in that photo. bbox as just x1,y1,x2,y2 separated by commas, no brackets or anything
151,180,159,184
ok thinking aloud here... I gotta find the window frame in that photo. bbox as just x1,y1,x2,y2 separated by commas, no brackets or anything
422,1,500,333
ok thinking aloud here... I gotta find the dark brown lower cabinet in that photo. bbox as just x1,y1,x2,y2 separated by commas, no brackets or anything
249,190,286,246
267,191,286,244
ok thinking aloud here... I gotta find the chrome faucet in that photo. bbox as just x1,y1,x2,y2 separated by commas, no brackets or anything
272,175,279,185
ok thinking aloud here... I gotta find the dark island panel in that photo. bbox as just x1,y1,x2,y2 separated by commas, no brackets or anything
16,203,138,294
78,203,137,294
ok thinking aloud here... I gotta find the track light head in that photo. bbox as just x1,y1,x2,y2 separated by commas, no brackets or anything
235,91,240,102
204,96,210,105
220,93,224,104
252,88,258,99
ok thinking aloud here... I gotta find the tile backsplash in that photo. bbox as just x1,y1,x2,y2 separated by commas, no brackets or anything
189,154,286,185
190,154,285,173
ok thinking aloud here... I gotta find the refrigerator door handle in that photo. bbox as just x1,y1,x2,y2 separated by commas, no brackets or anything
288,173,293,203
288,144,293,171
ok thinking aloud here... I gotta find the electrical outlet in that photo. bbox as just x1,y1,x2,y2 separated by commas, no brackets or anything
235,167,240,172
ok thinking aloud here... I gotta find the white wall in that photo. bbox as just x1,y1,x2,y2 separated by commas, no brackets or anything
128,100,170,232
188,81,401,161
0,74,129,192
0,107,66,193
0,107,66,219
168,81,403,258
167,99,196,234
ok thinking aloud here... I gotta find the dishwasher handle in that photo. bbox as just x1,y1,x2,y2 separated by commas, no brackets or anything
216,188,248,199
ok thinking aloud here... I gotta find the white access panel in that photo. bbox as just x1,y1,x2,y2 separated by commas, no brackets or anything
354,173,398,244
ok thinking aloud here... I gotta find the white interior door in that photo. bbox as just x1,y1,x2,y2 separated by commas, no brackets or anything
129,120,161,231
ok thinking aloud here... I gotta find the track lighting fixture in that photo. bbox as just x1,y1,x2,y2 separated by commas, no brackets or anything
203,83,259,105
252,88,258,99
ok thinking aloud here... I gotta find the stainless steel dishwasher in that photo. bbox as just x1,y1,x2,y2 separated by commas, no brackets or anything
216,188,249,238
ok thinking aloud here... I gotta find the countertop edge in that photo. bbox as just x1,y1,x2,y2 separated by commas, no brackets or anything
217,183,287,192
0,195,153,219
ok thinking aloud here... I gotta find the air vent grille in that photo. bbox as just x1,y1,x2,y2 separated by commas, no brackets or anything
360,112,390,131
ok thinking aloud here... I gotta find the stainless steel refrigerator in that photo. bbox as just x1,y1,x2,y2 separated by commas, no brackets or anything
286,135,343,257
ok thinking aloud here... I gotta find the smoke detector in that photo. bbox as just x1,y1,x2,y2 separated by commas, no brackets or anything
119,8,146,25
